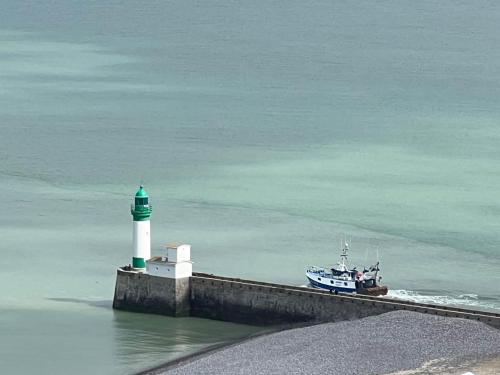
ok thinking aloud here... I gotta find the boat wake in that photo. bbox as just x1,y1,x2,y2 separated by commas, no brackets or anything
386,290,500,311
300,283,500,312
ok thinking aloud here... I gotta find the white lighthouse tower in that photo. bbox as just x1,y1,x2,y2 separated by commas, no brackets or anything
130,185,152,269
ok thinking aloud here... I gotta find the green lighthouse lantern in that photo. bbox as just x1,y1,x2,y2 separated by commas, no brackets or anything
131,185,152,221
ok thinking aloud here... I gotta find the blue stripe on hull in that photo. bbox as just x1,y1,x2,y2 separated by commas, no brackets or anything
307,276,356,293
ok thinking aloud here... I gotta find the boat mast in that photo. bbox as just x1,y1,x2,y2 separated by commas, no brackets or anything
340,237,349,271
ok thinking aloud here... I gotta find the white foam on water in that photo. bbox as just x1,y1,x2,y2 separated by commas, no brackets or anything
386,290,500,311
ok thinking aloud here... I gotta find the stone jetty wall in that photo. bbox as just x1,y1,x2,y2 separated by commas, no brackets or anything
113,268,190,316
113,269,500,328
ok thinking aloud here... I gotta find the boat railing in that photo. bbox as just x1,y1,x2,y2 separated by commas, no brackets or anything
307,267,334,277
307,268,356,281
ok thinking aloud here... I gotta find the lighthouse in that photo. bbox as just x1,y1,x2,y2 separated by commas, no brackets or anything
131,185,152,269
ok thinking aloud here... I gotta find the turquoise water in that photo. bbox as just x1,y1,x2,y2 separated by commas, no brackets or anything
1,1,500,373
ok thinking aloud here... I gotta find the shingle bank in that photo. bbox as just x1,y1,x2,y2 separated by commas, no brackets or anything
152,310,500,375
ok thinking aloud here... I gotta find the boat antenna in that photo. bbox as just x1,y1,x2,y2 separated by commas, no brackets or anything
375,247,380,281
340,235,349,269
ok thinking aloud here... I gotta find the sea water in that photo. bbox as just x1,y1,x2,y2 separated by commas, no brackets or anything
1,1,500,374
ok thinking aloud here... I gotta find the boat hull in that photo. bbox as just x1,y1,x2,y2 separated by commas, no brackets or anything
306,275,356,293
357,285,388,296
306,273,389,296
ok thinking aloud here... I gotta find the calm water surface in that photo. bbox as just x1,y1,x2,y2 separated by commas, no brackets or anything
1,1,500,374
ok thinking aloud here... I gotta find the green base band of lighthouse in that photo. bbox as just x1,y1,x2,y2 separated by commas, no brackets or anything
133,257,146,268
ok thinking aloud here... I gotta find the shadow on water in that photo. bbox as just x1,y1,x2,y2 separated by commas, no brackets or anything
47,297,113,309
45,297,265,373
111,309,265,373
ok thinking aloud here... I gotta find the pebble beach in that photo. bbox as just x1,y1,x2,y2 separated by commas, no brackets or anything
147,311,500,375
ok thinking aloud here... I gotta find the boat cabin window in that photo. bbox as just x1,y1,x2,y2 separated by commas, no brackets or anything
330,280,334,284
318,278,321,281
344,282,347,286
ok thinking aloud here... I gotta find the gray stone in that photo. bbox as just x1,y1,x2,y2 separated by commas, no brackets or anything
158,311,500,375
113,269,190,316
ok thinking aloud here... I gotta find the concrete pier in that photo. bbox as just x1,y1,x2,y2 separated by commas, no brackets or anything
113,268,190,316
112,269,500,328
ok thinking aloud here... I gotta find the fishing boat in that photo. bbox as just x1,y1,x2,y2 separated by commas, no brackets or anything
305,240,388,296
